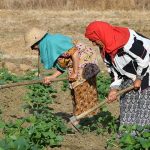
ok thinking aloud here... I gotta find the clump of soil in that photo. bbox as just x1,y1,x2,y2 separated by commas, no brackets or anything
0,87,28,122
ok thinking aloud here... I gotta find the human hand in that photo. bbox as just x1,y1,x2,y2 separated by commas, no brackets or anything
133,79,142,90
43,76,55,85
69,72,78,82
107,89,118,103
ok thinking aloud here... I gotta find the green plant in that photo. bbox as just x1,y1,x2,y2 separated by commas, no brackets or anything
0,68,19,84
0,137,37,150
0,105,70,149
0,68,70,149
96,73,111,100
25,84,57,104
119,125,150,150
80,110,118,135
61,80,69,91
0,68,38,85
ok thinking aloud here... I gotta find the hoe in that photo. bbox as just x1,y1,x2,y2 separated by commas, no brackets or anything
69,85,134,132
0,78,134,133
0,77,67,89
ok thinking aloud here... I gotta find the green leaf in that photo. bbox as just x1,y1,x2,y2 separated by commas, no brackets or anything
50,139,56,146
43,132,50,137
142,132,150,138
136,125,144,132
26,116,36,123
49,132,56,138
34,132,41,139
15,119,24,127
139,138,150,149
14,137,29,150
120,134,135,145
9,135,18,140
56,135,63,142
0,121,5,129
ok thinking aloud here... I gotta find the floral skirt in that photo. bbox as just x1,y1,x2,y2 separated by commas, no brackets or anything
71,76,99,116
120,79,150,126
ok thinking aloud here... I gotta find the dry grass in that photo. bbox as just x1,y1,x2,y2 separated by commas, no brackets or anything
0,0,150,10
0,10,150,54
0,9,150,70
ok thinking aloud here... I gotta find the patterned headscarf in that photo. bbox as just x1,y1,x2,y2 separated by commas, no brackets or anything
85,21,130,59
39,33,74,69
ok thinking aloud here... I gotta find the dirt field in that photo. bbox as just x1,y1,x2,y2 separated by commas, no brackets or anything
1,9,150,73
0,78,119,150
0,9,150,150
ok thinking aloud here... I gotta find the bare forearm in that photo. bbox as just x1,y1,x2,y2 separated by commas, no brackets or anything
51,70,63,78
43,70,63,84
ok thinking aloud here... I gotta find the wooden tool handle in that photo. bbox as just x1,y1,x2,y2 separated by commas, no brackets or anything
0,77,68,89
117,85,134,96
76,100,106,120
76,85,134,120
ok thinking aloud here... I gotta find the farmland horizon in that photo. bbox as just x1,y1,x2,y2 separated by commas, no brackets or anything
0,0,150,10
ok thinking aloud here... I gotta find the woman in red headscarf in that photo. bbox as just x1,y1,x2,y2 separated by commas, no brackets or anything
85,21,150,126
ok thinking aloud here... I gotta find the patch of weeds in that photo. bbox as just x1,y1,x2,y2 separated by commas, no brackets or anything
80,110,118,135
96,73,111,100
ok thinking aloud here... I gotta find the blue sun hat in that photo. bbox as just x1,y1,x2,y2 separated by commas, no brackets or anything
39,33,74,70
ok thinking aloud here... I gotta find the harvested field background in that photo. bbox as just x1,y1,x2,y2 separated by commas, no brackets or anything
0,0,150,10
0,9,150,73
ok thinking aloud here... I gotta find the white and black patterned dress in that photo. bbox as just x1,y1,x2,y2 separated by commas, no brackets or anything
104,29,150,126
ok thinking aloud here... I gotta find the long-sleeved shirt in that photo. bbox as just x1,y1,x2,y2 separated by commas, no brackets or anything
104,29,150,90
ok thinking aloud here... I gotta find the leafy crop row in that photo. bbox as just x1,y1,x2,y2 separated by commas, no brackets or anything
0,68,71,149
0,69,149,149
81,73,150,150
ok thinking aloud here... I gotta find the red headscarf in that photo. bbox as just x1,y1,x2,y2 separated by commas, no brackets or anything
85,21,130,59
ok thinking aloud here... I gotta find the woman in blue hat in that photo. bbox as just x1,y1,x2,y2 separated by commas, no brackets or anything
24,28,100,126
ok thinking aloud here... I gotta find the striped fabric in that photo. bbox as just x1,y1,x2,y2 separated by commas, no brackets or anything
104,29,150,91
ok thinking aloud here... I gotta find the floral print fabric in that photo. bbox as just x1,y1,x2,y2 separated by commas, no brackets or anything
57,42,99,89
